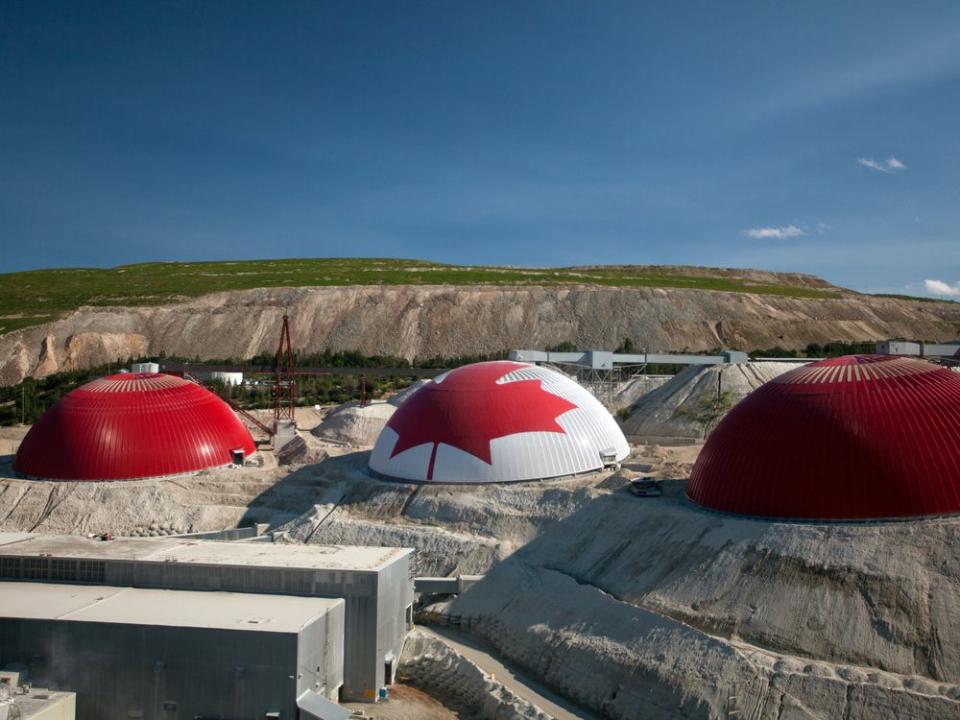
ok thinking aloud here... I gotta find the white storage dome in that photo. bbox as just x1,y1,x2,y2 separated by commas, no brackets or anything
369,361,629,483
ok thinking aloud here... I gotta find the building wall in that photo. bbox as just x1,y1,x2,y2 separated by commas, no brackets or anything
341,596,376,701
376,553,415,687
0,552,414,704
11,693,76,720
297,601,345,701
115,561,382,701
0,620,301,720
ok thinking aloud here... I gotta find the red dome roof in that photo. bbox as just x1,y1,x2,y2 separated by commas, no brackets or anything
688,355,960,520
14,373,255,481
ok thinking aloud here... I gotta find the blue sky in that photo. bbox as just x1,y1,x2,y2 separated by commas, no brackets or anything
1,2,959,296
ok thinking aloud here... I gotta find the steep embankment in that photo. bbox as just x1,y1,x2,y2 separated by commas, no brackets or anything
621,361,798,441
440,482,960,719
2,284,959,385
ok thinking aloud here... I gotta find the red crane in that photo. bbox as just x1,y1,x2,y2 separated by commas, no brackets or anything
273,314,296,431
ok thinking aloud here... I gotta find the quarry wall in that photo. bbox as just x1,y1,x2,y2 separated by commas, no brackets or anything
2,284,959,385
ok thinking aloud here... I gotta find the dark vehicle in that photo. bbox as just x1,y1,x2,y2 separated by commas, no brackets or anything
629,477,663,497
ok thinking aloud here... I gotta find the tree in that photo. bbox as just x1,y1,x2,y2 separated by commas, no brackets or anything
681,389,734,438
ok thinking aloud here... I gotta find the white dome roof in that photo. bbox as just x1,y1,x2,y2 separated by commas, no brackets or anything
369,361,629,483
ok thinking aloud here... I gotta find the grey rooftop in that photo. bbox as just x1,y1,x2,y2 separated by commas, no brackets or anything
0,533,412,573
0,581,343,633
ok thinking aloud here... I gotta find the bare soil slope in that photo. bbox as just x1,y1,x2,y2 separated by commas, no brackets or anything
441,483,960,719
621,361,797,441
3,284,959,385
5,414,960,718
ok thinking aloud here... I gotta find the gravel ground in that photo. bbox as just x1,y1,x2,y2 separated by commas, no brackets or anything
344,684,460,719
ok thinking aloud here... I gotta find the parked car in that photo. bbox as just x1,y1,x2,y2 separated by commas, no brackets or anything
629,477,663,497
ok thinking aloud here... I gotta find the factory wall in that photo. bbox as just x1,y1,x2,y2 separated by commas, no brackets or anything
342,596,376,700
0,551,413,703
0,619,309,720
297,600,346,701
115,561,383,701
377,552,415,687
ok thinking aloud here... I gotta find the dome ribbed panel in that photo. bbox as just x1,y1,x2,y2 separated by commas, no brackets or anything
13,373,255,481
369,360,629,483
688,355,960,520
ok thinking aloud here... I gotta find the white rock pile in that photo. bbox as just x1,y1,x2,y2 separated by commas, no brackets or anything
620,361,797,441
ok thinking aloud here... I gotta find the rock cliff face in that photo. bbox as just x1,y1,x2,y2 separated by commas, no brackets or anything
1,284,958,385
444,483,960,719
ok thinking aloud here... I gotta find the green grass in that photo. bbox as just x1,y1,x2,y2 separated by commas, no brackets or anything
870,293,952,304
0,258,845,335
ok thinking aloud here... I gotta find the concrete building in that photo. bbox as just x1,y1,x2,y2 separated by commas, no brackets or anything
130,362,160,374
0,687,75,720
0,534,414,703
876,340,960,359
0,583,343,719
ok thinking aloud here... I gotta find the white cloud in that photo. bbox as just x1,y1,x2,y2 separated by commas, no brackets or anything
857,156,906,173
817,222,832,234
743,225,806,240
925,279,960,297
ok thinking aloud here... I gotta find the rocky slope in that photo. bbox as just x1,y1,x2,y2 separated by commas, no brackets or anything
621,361,797,441
438,481,960,719
2,284,959,385
312,401,397,447
0,421,614,576
6,408,960,718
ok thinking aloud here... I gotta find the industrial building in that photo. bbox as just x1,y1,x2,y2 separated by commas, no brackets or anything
13,372,255,481
0,582,344,719
875,340,960,361
0,533,414,706
0,683,75,720
369,360,629,483
688,354,960,519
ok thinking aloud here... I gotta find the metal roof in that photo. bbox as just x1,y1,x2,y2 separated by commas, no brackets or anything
0,534,412,572
3,688,75,719
13,372,255,481
0,582,342,633
370,361,629,483
688,355,960,520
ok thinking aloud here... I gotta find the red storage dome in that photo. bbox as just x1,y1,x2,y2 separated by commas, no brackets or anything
14,373,255,481
688,355,960,520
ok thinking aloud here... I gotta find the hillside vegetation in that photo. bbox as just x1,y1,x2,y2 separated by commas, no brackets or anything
0,258,843,334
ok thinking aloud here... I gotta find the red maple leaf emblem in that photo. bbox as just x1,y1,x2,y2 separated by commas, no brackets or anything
386,362,578,480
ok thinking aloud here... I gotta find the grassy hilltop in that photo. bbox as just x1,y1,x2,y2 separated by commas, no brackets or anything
0,257,845,335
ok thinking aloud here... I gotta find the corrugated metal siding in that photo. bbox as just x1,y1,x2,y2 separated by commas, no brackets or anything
13,372,255,481
2,617,301,718
375,555,414,684
0,556,106,583
688,355,960,519
297,601,345,700
1,550,396,705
